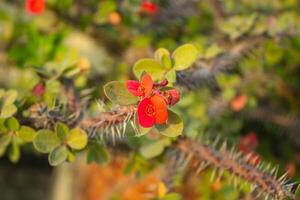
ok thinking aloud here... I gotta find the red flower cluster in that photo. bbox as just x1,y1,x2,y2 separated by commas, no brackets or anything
25,0,45,15
126,74,180,128
141,0,158,14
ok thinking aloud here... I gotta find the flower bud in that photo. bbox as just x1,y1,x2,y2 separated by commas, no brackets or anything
166,89,180,106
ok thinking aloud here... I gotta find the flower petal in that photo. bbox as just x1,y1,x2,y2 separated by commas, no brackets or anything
137,98,155,128
140,74,153,97
150,94,168,124
126,80,143,96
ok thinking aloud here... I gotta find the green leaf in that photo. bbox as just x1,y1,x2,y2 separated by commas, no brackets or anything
104,81,138,105
0,134,12,147
160,193,182,200
67,151,76,162
154,48,172,69
0,146,6,157
55,122,69,141
87,141,109,164
33,130,61,153
204,44,224,59
172,44,198,71
67,128,88,150
8,139,20,163
48,145,68,166
5,117,20,131
0,104,17,118
3,90,18,106
140,139,165,159
156,110,183,137
165,69,176,84
17,126,37,142
0,119,7,133
133,58,166,81
154,48,170,61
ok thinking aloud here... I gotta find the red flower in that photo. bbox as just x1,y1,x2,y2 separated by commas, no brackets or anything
141,1,158,14
239,132,258,154
138,94,168,128
25,0,45,15
126,74,153,97
32,82,45,96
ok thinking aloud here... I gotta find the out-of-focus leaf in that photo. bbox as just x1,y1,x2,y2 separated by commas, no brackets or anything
17,126,37,142
87,141,109,164
159,193,182,200
3,90,17,106
133,58,166,81
33,130,60,153
55,122,69,141
0,134,12,147
8,138,20,163
66,128,88,150
0,104,17,119
204,44,224,59
104,81,138,105
5,117,19,131
172,44,198,71
155,48,172,69
140,139,165,159
166,69,176,84
156,110,183,137
48,145,68,166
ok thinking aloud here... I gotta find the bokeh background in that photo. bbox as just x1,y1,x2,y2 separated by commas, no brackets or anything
1,0,300,199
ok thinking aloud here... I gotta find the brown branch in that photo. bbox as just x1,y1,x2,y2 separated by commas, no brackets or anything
170,138,295,199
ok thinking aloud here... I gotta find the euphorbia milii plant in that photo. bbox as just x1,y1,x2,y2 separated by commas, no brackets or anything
126,73,180,128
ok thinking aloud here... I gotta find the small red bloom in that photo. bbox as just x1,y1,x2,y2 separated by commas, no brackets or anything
32,82,45,96
126,74,153,97
239,132,258,154
141,1,158,14
138,94,168,128
165,89,180,106
25,0,45,15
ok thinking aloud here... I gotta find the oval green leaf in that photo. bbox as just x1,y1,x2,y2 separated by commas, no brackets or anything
33,130,61,153
140,139,165,159
48,145,68,166
133,58,166,81
5,117,20,131
55,122,69,141
66,128,88,150
3,90,18,106
156,110,183,137
0,134,12,147
172,44,198,71
104,81,138,105
17,126,37,142
154,48,172,69
0,104,17,119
